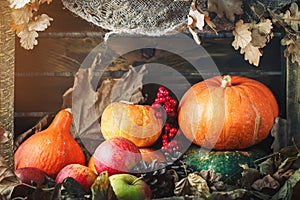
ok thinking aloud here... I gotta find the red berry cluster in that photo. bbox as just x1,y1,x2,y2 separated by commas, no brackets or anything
151,86,181,153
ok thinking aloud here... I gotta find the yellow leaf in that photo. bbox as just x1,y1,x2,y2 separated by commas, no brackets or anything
207,0,243,22
11,5,33,25
9,0,30,9
240,44,262,67
232,20,252,50
28,14,53,32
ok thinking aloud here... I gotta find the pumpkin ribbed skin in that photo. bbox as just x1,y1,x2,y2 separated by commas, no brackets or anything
14,109,85,178
101,102,163,147
178,75,278,150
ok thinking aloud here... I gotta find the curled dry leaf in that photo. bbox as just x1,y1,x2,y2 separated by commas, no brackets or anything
252,174,281,192
0,156,22,199
17,28,38,50
11,5,32,25
271,168,300,200
188,1,205,45
279,3,300,32
28,14,53,32
91,172,117,200
9,0,53,50
0,126,12,144
232,20,252,50
232,19,273,67
240,44,262,67
238,164,261,189
207,0,243,22
9,0,30,9
174,172,210,197
281,36,300,65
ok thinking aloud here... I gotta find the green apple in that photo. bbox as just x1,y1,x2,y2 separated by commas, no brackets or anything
109,174,152,200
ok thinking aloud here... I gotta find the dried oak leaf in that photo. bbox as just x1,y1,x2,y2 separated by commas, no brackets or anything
279,3,300,32
17,27,38,50
0,126,12,144
174,172,210,197
9,0,30,9
251,19,274,48
271,168,300,200
232,20,252,50
91,172,117,200
11,5,33,25
0,156,26,200
28,14,53,32
207,0,243,22
188,1,206,45
240,44,262,67
238,164,261,189
252,174,281,192
281,36,300,65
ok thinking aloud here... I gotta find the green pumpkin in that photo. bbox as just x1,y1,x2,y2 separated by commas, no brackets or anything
183,145,267,184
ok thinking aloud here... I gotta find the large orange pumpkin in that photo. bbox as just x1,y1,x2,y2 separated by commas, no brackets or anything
101,102,163,147
14,109,85,178
178,75,278,150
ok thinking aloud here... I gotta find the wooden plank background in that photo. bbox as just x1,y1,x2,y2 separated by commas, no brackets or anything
14,0,286,139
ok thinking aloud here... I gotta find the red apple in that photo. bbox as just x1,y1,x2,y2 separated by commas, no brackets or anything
15,167,46,185
55,164,97,190
109,174,152,200
93,137,142,176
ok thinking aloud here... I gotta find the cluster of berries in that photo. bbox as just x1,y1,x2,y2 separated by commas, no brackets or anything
151,86,181,153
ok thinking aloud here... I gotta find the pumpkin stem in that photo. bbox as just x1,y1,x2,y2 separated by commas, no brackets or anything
221,75,232,88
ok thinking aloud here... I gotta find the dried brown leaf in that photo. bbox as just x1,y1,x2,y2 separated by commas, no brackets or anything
281,36,300,65
251,19,274,48
232,20,252,50
279,3,300,32
14,115,50,149
71,54,146,153
39,0,52,4
11,6,32,25
0,127,12,144
174,172,210,197
273,168,295,183
208,0,243,22
9,0,30,9
0,156,24,200
254,19,273,35
28,14,53,32
91,172,117,200
252,174,281,191
17,28,38,50
238,164,261,189
240,44,262,67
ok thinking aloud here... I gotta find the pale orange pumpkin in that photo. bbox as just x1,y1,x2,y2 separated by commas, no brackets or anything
178,75,279,150
14,109,85,178
139,148,166,164
101,102,163,147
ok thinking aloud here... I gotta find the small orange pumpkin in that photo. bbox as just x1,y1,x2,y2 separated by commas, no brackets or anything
101,102,163,147
14,109,85,178
139,148,166,164
178,75,279,150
